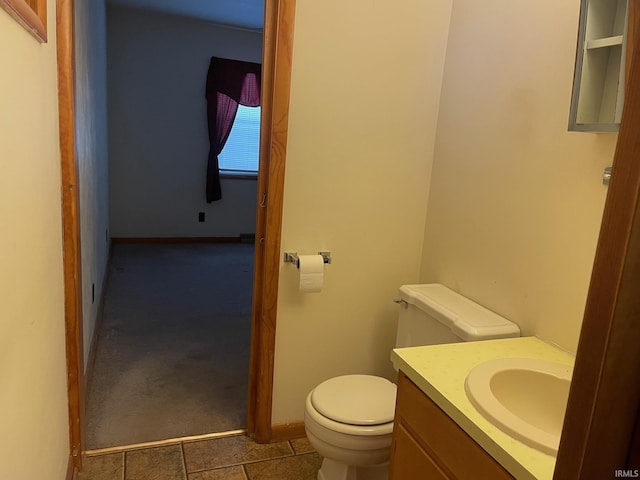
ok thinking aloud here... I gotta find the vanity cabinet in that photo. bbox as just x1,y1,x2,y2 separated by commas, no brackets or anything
569,0,630,131
389,371,514,480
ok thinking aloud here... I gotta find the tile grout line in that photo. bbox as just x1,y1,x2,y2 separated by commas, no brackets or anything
187,452,297,474
179,442,188,480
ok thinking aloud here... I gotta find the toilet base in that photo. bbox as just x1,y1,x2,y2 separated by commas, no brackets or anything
317,458,388,480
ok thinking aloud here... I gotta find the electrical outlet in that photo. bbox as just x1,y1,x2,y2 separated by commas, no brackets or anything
198,212,205,222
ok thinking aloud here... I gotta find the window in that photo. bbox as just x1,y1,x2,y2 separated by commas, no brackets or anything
1,0,47,42
205,56,261,201
218,105,261,176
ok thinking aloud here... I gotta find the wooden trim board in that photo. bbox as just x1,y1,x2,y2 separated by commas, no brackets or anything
57,0,85,470
84,429,247,456
0,0,47,42
627,0,640,86
248,0,296,443
554,11,640,478
271,422,307,443
630,413,640,469
66,454,77,480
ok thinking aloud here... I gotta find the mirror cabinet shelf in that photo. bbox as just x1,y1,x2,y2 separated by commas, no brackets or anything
569,0,629,132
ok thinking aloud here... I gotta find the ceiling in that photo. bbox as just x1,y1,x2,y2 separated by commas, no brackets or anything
107,0,265,30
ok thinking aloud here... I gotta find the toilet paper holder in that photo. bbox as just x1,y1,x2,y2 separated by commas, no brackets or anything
284,251,332,267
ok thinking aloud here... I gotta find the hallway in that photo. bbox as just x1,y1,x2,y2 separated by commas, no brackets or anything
85,243,254,449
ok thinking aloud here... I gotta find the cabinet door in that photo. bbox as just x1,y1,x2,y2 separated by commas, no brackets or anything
392,372,515,480
390,424,450,480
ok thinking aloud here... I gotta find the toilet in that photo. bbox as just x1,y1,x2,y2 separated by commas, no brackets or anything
304,283,520,480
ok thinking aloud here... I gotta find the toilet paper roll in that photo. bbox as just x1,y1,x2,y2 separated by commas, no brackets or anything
298,254,325,293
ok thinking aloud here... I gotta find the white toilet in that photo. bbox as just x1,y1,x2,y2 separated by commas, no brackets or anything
304,283,520,480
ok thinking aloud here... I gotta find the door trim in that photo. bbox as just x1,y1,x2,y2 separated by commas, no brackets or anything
554,6,640,476
57,0,84,470
57,0,297,464
247,0,296,443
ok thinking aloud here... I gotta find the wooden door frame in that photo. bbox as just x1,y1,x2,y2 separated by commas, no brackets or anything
554,2,640,476
247,0,296,443
56,0,296,471
57,0,84,470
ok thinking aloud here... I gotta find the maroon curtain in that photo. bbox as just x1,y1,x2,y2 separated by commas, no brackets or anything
205,57,261,202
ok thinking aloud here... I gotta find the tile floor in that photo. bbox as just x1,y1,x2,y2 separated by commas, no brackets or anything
78,434,321,480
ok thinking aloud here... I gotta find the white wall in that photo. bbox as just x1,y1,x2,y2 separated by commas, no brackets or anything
271,0,453,424
107,7,262,238
76,0,111,364
419,0,617,354
0,1,70,477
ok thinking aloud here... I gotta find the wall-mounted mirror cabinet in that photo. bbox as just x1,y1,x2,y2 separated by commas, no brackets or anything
569,0,629,132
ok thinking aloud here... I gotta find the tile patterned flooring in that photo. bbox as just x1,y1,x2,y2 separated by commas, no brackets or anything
78,434,321,480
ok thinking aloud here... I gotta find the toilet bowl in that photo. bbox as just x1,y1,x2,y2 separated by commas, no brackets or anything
304,284,521,480
304,375,396,480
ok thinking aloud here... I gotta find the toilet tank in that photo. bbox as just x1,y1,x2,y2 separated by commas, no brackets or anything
395,284,520,349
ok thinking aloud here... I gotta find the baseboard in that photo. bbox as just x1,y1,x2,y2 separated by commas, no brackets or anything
111,237,244,244
66,454,78,480
271,421,306,442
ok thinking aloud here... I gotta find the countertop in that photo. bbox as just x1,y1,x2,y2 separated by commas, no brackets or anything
390,336,574,480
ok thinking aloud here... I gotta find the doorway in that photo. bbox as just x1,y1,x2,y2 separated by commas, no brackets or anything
58,0,296,468
81,4,262,450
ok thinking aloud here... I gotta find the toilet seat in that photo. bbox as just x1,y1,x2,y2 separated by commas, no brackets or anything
306,393,394,438
311,375,397,426
306,375,397,437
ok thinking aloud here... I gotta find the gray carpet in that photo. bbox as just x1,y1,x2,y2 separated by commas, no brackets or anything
86,243,254,449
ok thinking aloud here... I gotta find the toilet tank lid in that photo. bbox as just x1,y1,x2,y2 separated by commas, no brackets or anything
399,284,520,341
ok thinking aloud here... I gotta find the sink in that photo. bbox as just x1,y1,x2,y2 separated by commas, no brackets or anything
464,357,573,455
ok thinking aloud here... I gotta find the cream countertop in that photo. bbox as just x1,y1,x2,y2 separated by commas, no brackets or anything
390,336,574,480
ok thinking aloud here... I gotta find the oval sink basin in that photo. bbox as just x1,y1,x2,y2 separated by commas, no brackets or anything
465,358,573,455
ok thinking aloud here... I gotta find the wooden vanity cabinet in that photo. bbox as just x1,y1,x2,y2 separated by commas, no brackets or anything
389,371,515,480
